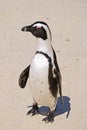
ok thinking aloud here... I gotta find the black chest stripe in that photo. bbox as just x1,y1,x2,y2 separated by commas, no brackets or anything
35,51,58,98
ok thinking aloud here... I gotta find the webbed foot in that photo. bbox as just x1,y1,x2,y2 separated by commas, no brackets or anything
42,112,54,123
27,103,39,116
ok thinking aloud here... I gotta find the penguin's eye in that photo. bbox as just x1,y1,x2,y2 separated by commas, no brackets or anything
35,26,42,30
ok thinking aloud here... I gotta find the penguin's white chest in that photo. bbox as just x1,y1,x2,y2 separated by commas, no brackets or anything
28,54,56,109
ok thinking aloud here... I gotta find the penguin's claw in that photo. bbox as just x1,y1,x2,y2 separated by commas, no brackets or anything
27,104,39,116
27,109,38,116
42,112,54,123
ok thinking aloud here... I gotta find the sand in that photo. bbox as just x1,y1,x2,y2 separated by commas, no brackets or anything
0,0,87,129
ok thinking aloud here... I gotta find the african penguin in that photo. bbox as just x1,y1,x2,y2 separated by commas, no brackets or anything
19,21,63,123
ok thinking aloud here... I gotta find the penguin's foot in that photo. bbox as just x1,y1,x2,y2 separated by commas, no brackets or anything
42,112,54,123
27,103,39,116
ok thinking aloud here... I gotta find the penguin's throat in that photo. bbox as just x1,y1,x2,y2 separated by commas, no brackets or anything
37,38,53,57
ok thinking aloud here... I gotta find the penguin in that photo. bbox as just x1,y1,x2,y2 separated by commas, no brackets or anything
19,21,63,123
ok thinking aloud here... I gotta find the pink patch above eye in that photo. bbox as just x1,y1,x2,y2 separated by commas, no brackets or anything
36,26,41,30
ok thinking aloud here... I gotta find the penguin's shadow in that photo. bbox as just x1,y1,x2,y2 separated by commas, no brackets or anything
38,96,71,118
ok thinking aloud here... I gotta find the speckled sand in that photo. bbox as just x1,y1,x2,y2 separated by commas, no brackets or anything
0,0,87,129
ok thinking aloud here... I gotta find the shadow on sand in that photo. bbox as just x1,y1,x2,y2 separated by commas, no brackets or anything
38,96,71,118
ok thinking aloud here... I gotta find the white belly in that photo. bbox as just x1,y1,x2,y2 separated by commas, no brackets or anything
28,54,56,110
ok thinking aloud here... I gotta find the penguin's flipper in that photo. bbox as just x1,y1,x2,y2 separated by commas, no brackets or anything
52,48,64,105
19,65,30,88
58,73,64,105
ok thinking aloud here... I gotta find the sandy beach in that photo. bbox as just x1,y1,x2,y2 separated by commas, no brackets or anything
0,0,87,129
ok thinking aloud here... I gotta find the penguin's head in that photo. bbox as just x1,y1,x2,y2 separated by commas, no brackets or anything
21,21,52,40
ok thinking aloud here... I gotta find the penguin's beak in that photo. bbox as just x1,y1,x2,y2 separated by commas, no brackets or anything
21,25,34,32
